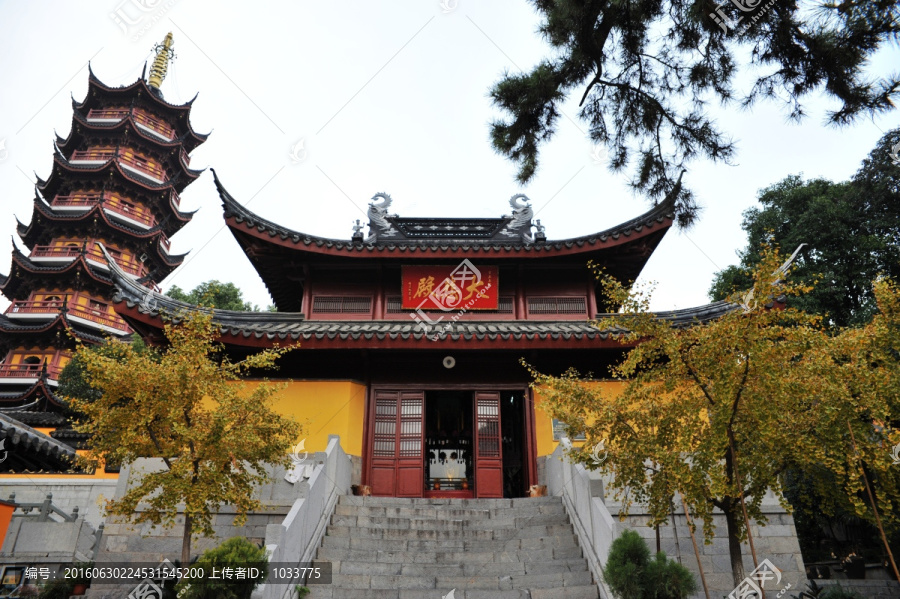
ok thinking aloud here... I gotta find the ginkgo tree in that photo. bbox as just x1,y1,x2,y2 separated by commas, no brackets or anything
65,310,301,566
533,246,899,587
818,276,900,572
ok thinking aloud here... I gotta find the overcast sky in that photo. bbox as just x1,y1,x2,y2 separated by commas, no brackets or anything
0,1,897,313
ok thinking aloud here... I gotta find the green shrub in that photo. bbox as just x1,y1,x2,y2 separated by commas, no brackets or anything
37,577,75,599
175,537,268,599
603,529,697,599
818,585,866,599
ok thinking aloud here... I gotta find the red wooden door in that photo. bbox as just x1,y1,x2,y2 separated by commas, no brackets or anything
474,392,503,498
370,391,425,497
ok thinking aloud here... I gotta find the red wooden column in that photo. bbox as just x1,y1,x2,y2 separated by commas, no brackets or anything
474,392,503,498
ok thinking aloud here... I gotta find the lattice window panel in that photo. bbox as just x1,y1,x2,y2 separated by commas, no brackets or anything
527,296,587,315
312,296,372,314
373,397,398,457
476,396,501,458
399,397,423,457
386,296,403,313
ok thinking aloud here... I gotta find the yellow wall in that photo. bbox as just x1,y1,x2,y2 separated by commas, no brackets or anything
242,380,367,456
533,380,627,457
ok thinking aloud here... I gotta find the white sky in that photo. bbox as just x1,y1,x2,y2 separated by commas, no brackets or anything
0,0,896,312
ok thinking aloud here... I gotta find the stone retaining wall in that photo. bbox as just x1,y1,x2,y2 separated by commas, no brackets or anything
815,579,900,599
0,478,118,527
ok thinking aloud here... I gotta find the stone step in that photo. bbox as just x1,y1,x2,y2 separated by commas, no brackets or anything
316,544,584,564
321,569,594,589
330,513,569,530
313,496,599,599
321,533,581,553
307,585,600,599
333,503,568,519
338,496,562,508
325,523,575,541
328,558,592,578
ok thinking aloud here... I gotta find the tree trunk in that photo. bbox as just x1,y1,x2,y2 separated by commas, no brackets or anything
723,503,745,588
181,513,193,568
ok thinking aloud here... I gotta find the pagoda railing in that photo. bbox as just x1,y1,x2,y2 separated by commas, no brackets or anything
86,108,176,141
30,245,148,277
66,303,130,332
0,363,64,380
70,149,168,184
6,299,129,332
119,153,166,183
52,192,156,228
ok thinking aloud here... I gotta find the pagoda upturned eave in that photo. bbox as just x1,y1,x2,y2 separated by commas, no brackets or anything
58,113,202,178
0,377,68,411
35,156,193,202
16,200,188,270
48,144,204,186
0,312,109,347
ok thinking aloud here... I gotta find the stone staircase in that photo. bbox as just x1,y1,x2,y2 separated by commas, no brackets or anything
309,495,600,599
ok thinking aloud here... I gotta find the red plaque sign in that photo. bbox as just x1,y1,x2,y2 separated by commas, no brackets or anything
402,261,498,311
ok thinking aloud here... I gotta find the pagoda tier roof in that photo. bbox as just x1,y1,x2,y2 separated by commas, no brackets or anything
0,246,159,307
216,171,675,260
74,66,208,153
1,246,114,295
106,247,738,351
23,186,194,240
37,150,197,197
0,312,108,357
17,195,187,273
0,378,67,413
58,112,202,181
0,412,76,472
53,141,204,184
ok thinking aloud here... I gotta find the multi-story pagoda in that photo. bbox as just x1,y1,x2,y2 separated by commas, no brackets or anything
0,33,206,470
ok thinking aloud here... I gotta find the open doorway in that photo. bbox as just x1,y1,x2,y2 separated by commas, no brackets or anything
500,390,527,498
424,391,473,493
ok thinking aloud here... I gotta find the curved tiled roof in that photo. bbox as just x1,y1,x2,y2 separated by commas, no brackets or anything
0,412,76,471
215,170,676,256
2,411,67,427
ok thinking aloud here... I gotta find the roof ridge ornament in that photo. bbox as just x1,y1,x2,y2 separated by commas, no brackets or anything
351,219,364,242
498,194,534,243
366,192,398,242
147,32,175,92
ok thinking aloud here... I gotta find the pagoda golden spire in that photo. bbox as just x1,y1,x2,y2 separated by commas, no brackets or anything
147,32,174,90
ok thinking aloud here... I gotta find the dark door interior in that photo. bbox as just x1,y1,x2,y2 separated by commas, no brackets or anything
500,390,527,498
424,390,474,491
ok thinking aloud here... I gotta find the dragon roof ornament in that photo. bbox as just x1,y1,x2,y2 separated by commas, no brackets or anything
366,193,398,242
364,193,538,244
